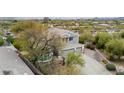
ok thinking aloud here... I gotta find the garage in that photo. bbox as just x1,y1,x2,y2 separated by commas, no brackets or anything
76,47,82,53
61,44,84,58
62,48,75,57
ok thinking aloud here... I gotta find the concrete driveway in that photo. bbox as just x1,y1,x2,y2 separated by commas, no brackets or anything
80,54,112,75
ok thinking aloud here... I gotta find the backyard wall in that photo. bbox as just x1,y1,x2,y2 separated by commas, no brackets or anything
17,51,43,75
95,48,111,64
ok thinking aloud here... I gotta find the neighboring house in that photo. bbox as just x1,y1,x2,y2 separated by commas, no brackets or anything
0,47,34,75
48,28,84,58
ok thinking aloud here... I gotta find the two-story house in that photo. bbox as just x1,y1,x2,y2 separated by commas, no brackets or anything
48,28,84,57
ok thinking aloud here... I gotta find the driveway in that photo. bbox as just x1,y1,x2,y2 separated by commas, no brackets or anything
80,54,112,75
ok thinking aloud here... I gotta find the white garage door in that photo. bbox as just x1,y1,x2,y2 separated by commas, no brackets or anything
62,49,75,58
76,47,82,53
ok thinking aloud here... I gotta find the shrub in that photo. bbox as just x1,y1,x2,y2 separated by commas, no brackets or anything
79,32,93,44
106,63,116,71
120,31,124,38
66,52,84,66
13,40,21,50
106,52,114,61
116,71,124,75
105,39,124,59
86,43,95,50
0,37,4,46
13,39,27,50
0,31,3,36
102,59,108,64
6,35,14,44
95,32,111,49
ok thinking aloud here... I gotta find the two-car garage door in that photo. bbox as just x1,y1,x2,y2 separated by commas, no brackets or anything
62,47,82,58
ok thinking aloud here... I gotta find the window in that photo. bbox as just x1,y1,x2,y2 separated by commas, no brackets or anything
69,37,73,41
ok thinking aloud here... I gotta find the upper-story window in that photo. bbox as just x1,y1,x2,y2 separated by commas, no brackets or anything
69,37,73,41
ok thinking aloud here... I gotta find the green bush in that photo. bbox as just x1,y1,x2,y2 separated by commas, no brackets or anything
120,31,124,38
0,32,3,36
13,39,27,50
106,63,116,71
13,40,22,50
95,32,111,49
116,71,124,75
6,35,14,44
105,39,124,59
0,37,4,46
66,52,84,66
79,32,93,44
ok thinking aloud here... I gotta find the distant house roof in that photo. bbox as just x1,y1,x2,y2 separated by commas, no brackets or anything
0,47,34,75
121,23,124,24
93,21,98,24
98,24,110,26
48,28,79,38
